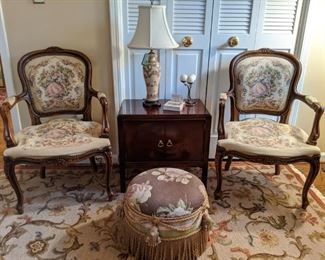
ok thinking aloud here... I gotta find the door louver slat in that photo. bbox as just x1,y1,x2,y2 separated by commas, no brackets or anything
127,0,160,33
218,0,253,34
173,0,207,34
263,0,298,33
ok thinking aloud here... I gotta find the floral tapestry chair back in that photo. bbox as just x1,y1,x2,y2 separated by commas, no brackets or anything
229,49,301,116
18,47,92,121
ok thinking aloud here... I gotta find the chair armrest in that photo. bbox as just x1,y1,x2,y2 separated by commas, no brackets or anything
93,91,110,138
0,95,21,147
295,93,324,145
217,93,228,140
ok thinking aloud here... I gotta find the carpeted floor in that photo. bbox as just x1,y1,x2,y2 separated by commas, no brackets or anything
0,163,325,259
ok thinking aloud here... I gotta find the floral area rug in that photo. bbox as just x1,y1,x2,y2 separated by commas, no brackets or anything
0,163,325,259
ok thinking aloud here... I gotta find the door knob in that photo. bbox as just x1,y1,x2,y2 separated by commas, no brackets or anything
228,36,239,47
182,36,193,47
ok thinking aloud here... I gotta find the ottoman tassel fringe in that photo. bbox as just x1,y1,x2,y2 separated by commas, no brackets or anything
118,219,210,260
115,199,214,260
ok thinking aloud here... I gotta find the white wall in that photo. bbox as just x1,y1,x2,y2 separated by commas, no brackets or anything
1,0,117,152
296,0,325,154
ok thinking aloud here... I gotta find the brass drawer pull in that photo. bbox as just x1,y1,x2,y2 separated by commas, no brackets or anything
166,139,173,147
157,140,164,148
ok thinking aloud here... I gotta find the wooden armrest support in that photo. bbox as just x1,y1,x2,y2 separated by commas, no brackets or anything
218,92,228,140
295,93,324,145
0,95,21,147
3,96,17,108
93,91,110,138
97,91,107,101
220,92,228,103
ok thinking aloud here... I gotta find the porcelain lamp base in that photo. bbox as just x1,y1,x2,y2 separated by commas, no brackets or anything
142,50,161,108
143,99,161,107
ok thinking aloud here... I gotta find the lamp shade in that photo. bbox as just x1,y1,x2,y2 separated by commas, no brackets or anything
128,5,179,49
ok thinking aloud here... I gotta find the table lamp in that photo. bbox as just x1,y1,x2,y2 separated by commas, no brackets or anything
128,2,179,107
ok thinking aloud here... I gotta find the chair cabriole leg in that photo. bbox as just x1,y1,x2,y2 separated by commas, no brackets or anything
225,156,233,171
104,151,114,200
90,156,98,172
214,150,224,199
302,157,320,209
4,161,24,214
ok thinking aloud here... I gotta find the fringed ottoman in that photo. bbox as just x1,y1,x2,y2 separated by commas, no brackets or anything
116,167,213,260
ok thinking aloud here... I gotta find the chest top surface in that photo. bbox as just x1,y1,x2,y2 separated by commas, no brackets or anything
118,99,210,117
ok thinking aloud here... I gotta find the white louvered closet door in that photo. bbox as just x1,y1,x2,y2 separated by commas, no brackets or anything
255,0,303,50
121,0,214,101
206,0,262,156
122,0,163,100
206,0,303,157
163,0,214,100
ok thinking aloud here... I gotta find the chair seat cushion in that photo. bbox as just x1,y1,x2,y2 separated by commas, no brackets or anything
4,118,110,158
126,168,208,217
218,118,320,157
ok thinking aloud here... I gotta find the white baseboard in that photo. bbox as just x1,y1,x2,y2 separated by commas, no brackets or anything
321,152,325,163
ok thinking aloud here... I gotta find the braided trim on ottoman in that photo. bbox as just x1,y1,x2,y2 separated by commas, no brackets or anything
115,198,214,260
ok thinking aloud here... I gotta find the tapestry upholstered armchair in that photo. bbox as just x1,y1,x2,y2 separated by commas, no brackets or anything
215,48,324,209
0,47,113,214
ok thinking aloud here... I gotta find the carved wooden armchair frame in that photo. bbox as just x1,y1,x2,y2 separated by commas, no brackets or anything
215,48,324,209
0,47,113,214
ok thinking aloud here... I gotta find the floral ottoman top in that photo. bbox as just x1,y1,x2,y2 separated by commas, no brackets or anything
125,168,209,218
